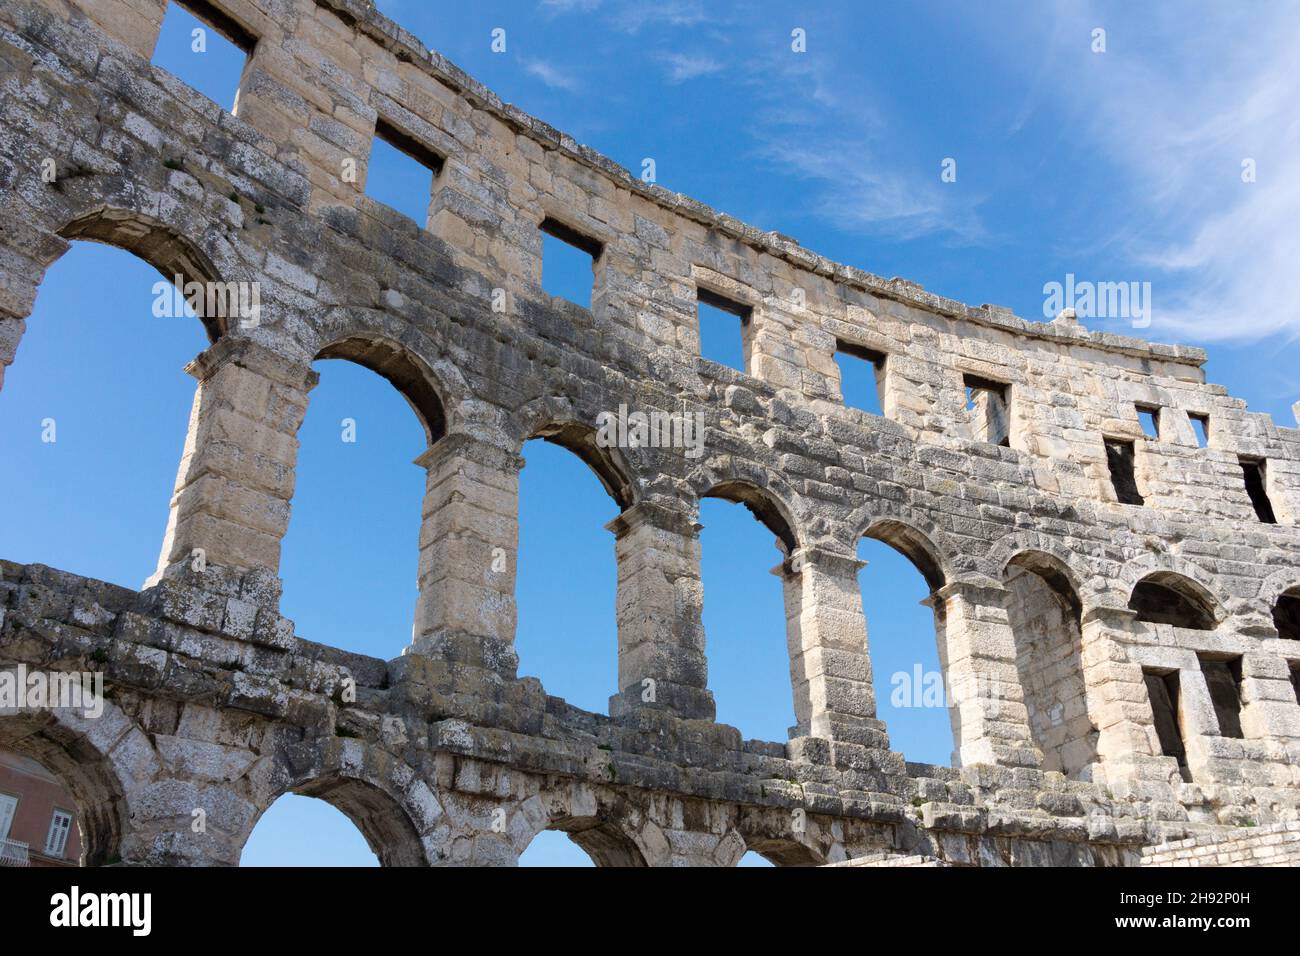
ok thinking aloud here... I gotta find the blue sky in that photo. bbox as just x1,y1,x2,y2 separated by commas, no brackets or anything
2,1,1296,866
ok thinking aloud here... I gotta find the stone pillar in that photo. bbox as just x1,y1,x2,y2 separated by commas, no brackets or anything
606,502,715,721
778,547,889,747
1170,662,1221,783
146,338,316,598
928,581,1042,768
0,309,26,393
1078,606,1179,785
1238,652,1300,742
410,433,522,676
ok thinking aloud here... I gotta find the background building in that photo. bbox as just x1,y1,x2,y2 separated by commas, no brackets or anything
0,751,82,867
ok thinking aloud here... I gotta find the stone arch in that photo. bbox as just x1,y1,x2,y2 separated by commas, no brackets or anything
509,784,656,867
1127,571,1222,631
304,306,480,438
692,458,802,554
313,334,449,446
510,395,640,509
1001,550,1097,778
1004,549,1085,621
544,815,649,866
0,698,160,866
1118,555,1225,617
242,739,436,867
1259,569,1300,611
735,806,840,866
3,204,249,400
1272,586,1300,642
860,517,949,591
985,531,1112,612
49,206,248,342
1259,569,1300,640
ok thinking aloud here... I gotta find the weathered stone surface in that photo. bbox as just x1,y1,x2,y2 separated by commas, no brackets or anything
0,0,1297,866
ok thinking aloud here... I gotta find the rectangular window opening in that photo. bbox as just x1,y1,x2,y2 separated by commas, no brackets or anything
539,217,602,310
1136,405,1160,440
1240,457,1277,524
0,793,17,842
1143,668,1191,781
1105,438,1144,505
365,119,444,227
1190,413,1210,448
1198,655,1245,739
963,374,1010,447
45,809,73,858
696,287,751,373
151,0,255,114
834,342,886,416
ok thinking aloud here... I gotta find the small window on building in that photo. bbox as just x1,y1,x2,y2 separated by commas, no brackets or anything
1198,655,1244,739
0,793,17,842
1104,438,1144,505
1240,457,1277,524
539,217,603,310
151,0,255,113
365,119,445,228
1190,413,1210,448
1136,405,1160,440
1290,661,1300,705
696,288,751,373
964,374,1010,446
45,809,73,858
1143,669,1190,781
834,342,886,416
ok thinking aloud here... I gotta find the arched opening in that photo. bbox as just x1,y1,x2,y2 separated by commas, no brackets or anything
858,525,955,767
1128,572,1219,630
518,829,595,867
0,718,126,867
1003,552,1097,779
515,429,625,713
58,210,229,342
242,774,427,866
700,482,798,741
278,339,439,658
0,240,209,588
1273,586,1300,641
518,817,645,867
242,793,378,866
739,838,821,867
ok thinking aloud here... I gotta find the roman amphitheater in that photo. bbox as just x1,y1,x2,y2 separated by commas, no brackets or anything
1,0,1298,866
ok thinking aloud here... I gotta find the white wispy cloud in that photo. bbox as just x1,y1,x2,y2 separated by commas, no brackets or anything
984,2,1300,342
538,0,602,14
611,0,708,33
757,136,986,244
660,52,722,83
522,58,582,93
741,45,987,245
539,0,703,31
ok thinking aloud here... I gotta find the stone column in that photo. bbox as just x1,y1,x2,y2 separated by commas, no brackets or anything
146,338,316,600
1237,651,1300,743
0,308,26,393
778,547,889,747
1170,661,1220,783
410,433,522,676
606,501,715,721
1078,606,1179,785
928,581,1042,768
